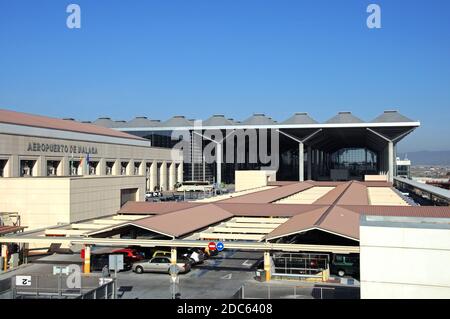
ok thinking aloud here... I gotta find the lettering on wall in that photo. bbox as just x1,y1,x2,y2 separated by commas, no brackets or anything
26,142,98,155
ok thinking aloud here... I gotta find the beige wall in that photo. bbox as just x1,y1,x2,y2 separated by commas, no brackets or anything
69,175,145,223
360,224,450,299
0,133,183,190
0,176,146,230
235,170,276,192
0,178,71,230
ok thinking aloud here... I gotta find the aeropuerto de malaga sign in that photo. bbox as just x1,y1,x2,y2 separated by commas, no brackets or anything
27,142,98,155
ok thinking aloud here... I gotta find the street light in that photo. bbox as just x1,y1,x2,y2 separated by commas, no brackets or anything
192,130,235,187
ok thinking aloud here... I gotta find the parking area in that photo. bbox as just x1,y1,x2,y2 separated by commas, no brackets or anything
1,250,263,299
1,248,360,299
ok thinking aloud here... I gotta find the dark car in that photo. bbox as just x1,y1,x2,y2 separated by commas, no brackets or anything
330,254,360,278
90,252,133,272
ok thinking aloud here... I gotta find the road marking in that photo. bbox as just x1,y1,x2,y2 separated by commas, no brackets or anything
221,273,232,280
242,259,253,267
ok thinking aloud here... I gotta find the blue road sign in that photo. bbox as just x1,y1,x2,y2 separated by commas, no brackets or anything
216,241,224,252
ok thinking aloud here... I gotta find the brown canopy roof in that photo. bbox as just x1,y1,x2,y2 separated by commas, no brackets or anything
111,181,450,241
118,201,201,215
130,204,233,238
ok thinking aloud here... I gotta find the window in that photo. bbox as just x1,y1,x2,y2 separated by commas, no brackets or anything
134,162,141,175
69,160,81,176
20,160,36,177
121,162,128,175
106,161,114,175
47,160,60,176
89,161,99,175
152,258,166,263
0,159,7,177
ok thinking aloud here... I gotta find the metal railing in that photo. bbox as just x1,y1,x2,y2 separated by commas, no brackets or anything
233,284,337,299
77,280,116,299
272,252,329,279
8,274,116,299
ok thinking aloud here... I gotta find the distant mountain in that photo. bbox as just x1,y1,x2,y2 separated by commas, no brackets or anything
398,151,450,166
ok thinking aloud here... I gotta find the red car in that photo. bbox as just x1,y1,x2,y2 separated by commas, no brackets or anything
112,248,144,261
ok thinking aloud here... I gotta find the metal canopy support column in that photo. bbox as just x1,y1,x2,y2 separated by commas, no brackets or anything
171,247,177,265
307,146,312,180
299,143,304,181
276,129,322,182
264,251,272,282
1,244,8,271
366,128,396,182
83,245,91,274
388,141,394,183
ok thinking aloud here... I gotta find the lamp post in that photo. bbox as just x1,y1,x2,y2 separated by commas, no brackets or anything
192,130,235,188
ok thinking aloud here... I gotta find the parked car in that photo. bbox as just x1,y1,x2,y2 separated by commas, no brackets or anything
182,248,206,264
90,252,133,272
112,248,144,262
152,250,171,258
132,256,191,274
330,254,360,278
152,249,195,265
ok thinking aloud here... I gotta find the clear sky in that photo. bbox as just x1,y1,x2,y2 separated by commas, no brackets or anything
0,0,449,152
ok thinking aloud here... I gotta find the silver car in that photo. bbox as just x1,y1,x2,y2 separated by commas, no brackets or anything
132,256,191,274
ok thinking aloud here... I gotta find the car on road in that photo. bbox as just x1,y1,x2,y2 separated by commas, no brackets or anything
132,256,191,274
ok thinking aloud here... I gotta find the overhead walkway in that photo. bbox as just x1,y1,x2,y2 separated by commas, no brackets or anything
394,176,450,206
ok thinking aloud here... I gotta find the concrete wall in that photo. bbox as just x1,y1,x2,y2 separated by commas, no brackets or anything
69,175,145,222
235,170,276,192
360,223,450,299
0,176,146,230
0,178,71,230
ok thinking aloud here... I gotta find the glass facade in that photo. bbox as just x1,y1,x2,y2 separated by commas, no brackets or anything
331,148,378,178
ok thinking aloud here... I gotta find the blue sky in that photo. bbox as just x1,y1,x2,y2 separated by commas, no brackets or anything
0,0,449,152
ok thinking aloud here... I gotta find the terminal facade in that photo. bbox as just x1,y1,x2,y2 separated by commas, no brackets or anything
91,110,420,184
0,109,183,230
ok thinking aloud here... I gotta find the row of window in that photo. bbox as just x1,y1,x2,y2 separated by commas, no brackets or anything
0,158,179,178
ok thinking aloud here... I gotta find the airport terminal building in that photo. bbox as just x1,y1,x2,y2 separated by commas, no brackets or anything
0,109,183,230
91,110,420,184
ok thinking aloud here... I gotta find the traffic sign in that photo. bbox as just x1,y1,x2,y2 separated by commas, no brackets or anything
16,276,32,286
208,242,216,251
216,241,224,252
109,254,124,271
53,266,69,275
